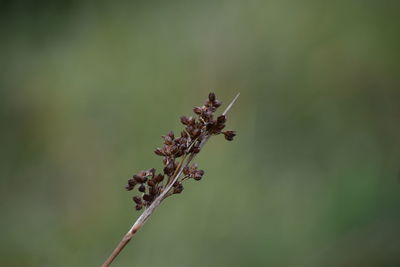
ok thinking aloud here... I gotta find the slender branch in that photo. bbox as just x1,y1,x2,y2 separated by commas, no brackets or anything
102,93,239,267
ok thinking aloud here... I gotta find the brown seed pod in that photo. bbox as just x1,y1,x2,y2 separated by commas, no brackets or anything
125,184,134,191
175,150,184,157
167,131,174,139
217,115,226,124
147,179,155,187
208,92,216,102
181,131,189,138
193,170,204,181
163,135,173,145
133,196,142,204
173,183,184,194
183,166,190,175
191,128,200,138
180,116,189,125
133,175,146,183
223,131,236,141
193,175,202,181
213,100,222,107
154,148,165,156
143,194,153,202
163,161,175,176
187,117,195,126
147,168,156,176
149,186,158,196
216,124,225,131
153,174,164,183
126,179,137,190
193,107,202,115
170,145,179,155
138,184,146,192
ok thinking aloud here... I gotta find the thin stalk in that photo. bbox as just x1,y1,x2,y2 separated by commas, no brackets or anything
102,93,239,267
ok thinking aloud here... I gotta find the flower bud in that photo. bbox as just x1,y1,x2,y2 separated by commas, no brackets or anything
180,116,189,125
147,179,155,187
138,184,146,192
217,115,226,124
208,92,216,102
173,183,184,194
193,107,203,115
134,175,146,183
133,196,142,204
143,194,153,202
223,131,236,141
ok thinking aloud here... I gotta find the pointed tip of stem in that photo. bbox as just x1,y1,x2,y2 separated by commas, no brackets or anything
222,93,240,116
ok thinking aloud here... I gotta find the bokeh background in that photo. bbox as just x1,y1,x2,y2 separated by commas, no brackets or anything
1,1,400,266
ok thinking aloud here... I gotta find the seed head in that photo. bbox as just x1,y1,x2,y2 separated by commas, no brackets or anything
125,92,237,210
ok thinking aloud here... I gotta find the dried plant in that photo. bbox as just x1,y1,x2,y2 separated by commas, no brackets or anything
102,92,239,267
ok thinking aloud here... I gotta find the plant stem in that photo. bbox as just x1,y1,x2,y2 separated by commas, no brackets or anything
102,93,239,267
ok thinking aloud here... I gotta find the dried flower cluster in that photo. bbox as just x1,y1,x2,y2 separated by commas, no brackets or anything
125,93,236,211
103,93,238,267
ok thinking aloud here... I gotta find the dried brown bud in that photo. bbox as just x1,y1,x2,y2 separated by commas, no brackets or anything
187,117,195,126
181,131,189,138
153,174,164,183
223,131,236,141
133,196,142,204
147,168,156,176
167,131,174,139
147,179,155,187
217,115,226,124
202,110,213,121
175,149,184,157
149,186,158,196
193,174,202,181
216,123,225,131
138,184,146,192
126,178,137,190
125,184,134,191
213,100,222,107
191,128,200,138
193,107,203,115
154,148,165,156
170,145,179,155
135,204,143,211
194,170,204,181
163,161,175,176
173,183,184,194
180,116,189,125
133,175,146,183
163,135,173,145
183,166,189,176
208,92,216,102
143,194,153,202
206,120,217,131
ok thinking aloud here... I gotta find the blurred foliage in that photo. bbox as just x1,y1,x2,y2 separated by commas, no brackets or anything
1,0,400,266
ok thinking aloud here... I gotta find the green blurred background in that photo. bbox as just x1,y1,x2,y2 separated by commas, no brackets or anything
1,1,400,266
